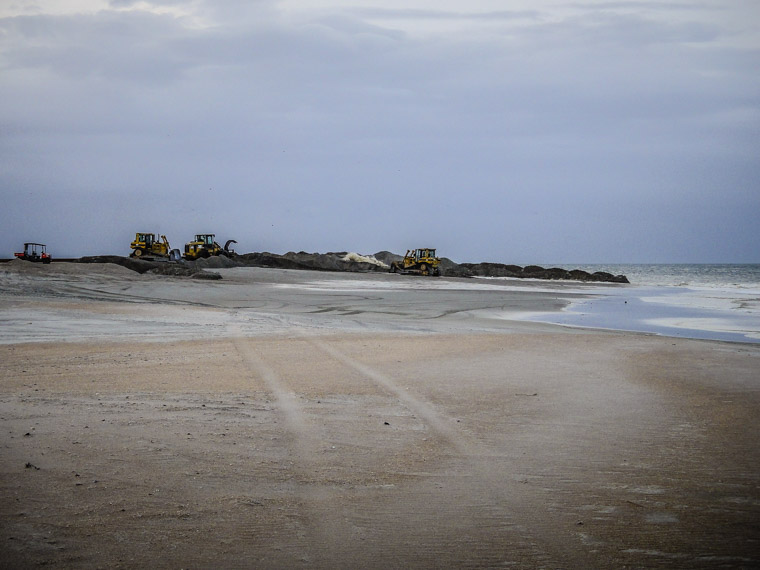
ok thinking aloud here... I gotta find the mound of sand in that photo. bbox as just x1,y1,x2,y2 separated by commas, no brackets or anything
51,252,628,283
73,251,391,276
3,257,136,277
460,262,630,283
186,255,241,270
76,256,222,279
236,251,389,273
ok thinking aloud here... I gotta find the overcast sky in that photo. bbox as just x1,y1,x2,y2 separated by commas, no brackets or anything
1,0,758,263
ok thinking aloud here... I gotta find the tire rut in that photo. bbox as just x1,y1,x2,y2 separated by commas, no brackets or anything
229,329,354,567
309,337,598,569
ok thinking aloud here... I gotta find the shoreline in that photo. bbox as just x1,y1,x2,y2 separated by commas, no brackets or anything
509,283,760,344
1,261,759,344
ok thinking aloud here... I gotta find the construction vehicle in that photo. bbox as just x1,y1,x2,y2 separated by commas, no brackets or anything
183,234,237,261
14,243,52,264
389,248,441,276
129,233,181,261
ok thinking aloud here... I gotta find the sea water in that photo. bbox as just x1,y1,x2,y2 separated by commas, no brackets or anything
571,263,760,289
521,264,760,343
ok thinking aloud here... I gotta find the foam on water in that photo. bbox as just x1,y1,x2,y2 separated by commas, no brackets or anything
521,283,760,343
641,287,760,315
644,317,760,340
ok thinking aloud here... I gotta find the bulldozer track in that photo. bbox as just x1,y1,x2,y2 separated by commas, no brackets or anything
228,327,356,566
306,337,597,569
310,339,465,452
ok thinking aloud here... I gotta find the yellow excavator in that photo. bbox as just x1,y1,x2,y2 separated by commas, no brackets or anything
390,248,441,276
129,233,181,261
183,234,237,261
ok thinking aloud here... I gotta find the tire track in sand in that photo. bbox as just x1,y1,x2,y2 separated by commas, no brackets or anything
229,329,353,567
310,337,597,569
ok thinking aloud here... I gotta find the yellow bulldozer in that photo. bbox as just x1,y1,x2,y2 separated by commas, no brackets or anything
183,234,237,261
390,248,441,276
129,233,181,261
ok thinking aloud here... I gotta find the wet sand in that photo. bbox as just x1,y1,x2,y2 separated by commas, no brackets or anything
1,262,759,568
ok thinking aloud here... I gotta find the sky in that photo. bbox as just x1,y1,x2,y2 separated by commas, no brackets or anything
1,0,758,263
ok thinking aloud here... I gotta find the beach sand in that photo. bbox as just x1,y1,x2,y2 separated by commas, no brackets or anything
1,262,758,568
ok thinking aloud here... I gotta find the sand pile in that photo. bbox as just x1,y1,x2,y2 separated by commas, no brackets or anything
72,251,392,277
4,257,135,277
75,255,221,278
461,262,630,283
78,255,169,274
187,255,240,270
55,252,629,283
236,251,389,273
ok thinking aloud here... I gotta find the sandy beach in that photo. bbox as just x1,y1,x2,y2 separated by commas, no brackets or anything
1,261,758,568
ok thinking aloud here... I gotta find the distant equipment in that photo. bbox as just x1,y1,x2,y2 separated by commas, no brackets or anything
14,242,52,264
129,233,181,261
183,234,237,261
390,248,441,276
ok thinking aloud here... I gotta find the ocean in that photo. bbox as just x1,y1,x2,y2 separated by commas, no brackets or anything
570,263,760,289
520,264,760,343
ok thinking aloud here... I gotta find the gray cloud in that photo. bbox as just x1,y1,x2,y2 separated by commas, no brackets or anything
1,1,758,262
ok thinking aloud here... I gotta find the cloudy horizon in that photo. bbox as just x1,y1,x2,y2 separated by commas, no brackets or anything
1,1,758,263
